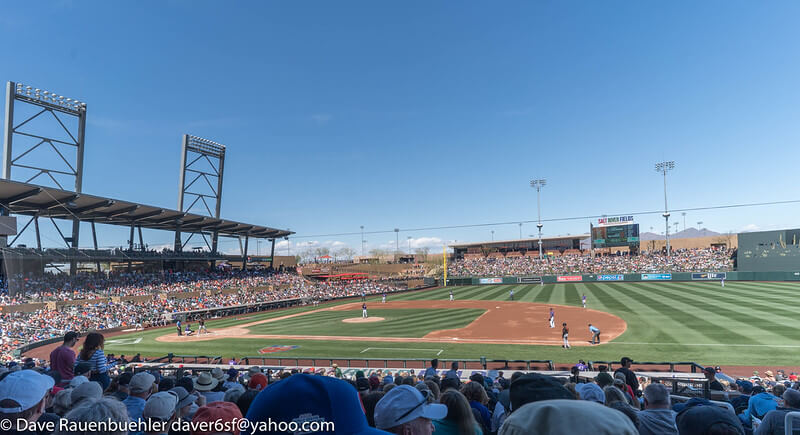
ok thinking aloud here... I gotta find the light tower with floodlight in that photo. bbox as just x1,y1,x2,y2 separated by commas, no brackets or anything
530,179,547,259
655,161,675,257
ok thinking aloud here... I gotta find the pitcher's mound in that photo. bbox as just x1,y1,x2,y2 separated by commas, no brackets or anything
342,317,385,323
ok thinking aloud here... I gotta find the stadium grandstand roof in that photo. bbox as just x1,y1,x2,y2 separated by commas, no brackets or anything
449,234,590,248
0,179,291,239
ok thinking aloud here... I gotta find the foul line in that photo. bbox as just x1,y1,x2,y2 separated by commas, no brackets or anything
361,347,444,356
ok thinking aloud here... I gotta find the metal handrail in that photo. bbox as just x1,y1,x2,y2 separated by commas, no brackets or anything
588,360,704,373
786,411,800,435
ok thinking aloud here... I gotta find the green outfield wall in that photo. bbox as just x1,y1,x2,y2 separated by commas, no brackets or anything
444,270,800,286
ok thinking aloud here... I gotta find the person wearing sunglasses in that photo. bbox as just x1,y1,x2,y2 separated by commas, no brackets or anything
374,385,448,434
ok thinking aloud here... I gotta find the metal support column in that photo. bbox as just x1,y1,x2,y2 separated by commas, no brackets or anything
175,136,188,252
91,222,100,273
2,82,15,183
34,216,41,250
269,238,276,269
138,226,144,251
242,236,249,271
128,222,134,272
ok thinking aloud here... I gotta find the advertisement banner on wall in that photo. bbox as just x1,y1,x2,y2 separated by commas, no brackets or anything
691,272,727,280
597,274,624,281
557,275,583,282
518,277,543,283
641,273,672,281
478,278,503,284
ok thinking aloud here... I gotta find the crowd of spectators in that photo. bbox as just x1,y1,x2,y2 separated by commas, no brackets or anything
4,348,797,435
449,248,734,277
0,271,401,361
0,269,299,304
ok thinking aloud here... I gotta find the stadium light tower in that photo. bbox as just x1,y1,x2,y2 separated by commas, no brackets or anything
394,228,399,255
655,161,675,257
491,230,494,241
682,212,686,231
530,178,547,259
360,225,365,256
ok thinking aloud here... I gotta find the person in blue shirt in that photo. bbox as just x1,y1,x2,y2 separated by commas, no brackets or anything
424,359,439,378
589,324,601,345
74,332,115,390
122,372,155,422
743,386,780,422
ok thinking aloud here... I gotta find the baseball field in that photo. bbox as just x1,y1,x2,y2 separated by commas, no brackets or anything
102,281,800,367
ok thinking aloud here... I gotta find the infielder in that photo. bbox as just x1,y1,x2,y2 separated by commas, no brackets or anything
509,289,514,301
362,303,368,318
549,308,555,328
449,290,454,301
361,292,366,302
588,323,601,345
582,294,587,309
562,323,570,349
721,277,725,287
382,293,386,303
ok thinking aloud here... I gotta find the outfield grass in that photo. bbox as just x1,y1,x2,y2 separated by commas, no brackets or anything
105,281,800,366
248,308,484,337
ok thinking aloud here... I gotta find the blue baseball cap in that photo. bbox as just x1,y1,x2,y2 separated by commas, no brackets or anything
244,374,388,434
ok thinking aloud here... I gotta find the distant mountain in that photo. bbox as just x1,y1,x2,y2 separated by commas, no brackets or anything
639,227,721,241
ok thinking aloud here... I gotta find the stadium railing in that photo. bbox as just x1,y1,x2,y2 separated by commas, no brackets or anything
148,354,222,364
196,356,557,370
588,360,705,373
786,412,800,435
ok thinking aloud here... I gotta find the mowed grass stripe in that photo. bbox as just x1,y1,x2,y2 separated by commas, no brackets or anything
716,282,800,306
590,283,686,344
519,285,546,302
480,285,519,301
369,310,485,334
548,285,567,305
646,282,800,342
564,284,580,307
512,285,537,300
733,281,800,294
249,309,484,338
533,284,556,302
574,283,608,312
624,283,759,344
685,282,800,317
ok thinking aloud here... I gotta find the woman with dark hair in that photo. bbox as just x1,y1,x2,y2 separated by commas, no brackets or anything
434,390,483,435
75,332,114,390
461,381,491,433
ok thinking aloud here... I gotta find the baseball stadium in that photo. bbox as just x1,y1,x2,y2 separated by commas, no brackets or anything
3,4,800,434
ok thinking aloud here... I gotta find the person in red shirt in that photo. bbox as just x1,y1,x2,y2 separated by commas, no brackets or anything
49,331,79,386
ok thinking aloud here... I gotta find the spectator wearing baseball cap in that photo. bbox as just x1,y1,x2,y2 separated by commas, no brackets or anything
73,361,92,379
499,399,638,435
169,386,198,421
374,384,447,434
144,391,179,435
222,368,240,390
247,373,267,391
245,374,387,435
70,381,103,408
124,372,156,422
575,383,605,404
509,373,574,412
68,375,89,389
49,331,79,385
113,372,134,401
192,401,242,435
0,369,55,432
703,367,725,391
63,397,129,435
676,404,745,435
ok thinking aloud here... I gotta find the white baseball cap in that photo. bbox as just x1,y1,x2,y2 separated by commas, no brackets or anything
144,391,179,421
0,369,55,413
373,385,447,430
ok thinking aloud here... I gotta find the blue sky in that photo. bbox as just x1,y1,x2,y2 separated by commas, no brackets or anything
2,1,800,256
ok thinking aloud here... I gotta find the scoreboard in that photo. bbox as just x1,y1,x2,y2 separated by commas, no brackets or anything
592,224,640,248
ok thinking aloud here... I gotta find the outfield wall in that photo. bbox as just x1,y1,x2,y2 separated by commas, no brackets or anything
445,270,800,286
